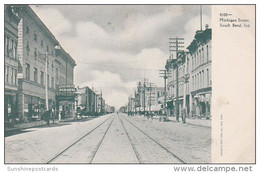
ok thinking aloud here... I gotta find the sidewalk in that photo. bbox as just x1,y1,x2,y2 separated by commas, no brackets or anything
151,115,211,128
168,116,211,128
4,116,95,133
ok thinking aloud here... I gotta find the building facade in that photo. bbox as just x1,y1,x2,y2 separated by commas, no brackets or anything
4,5,20,122
187,27,212,118
76,86,107,116
132,82,164,114
55,47,76,118
11,5,76,121
166,26,212,119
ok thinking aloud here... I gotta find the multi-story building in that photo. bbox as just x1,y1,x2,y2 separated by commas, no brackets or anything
134,82,164,114
77,86,106,116
55,47,76,118
4,5,20,122
166,51,191,117
12,5,76,121
165,26,211,119
187,27,212,118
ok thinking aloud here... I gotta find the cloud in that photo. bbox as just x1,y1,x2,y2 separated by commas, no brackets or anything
183,14,211,49
79,71,136,109
31,5,211,109
30,6,72,37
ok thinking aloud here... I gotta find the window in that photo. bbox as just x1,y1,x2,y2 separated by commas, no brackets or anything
194,54,197,69
51,77,54,89
34,34,37,42
34,67,38,83
46,45,49,53
34,48,38,60
41,40,44,47
5,36,8,56
55,68,59,81
47,75,50,88
6,66,9,84
207,69,209,87
4,65,6,84
201,48,204,64
25,63,30,80
40,71,44,85
206,45,209,62
51,62,54,72
13,41,17,59
202,70,204,88
11,68,14,85
14,69,17,86
26,42,30,56
26,26,29,34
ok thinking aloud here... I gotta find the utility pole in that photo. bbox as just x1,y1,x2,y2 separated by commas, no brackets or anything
45,52,49,111
159,69,171,121
142,78,148,116
100,90,102,115
200,5,203,31
138,82,141,114
148,83,155,117
169,37,184,122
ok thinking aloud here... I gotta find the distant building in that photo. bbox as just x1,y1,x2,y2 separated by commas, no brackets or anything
133,82,164,114
4,5,20,122
76,86,107,116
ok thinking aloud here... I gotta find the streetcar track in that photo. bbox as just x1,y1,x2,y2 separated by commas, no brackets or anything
45,115,115,164
89,115,115,163
120,115,187,163
118,115,141,163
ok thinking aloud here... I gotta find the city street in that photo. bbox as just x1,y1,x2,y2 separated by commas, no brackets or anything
5,113,211,164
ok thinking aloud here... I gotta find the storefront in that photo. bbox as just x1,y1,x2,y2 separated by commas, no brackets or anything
4,90,18,122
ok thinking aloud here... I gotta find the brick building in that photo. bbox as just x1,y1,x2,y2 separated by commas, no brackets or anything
165,26,212,119
11,5,76,121
4,5,20,122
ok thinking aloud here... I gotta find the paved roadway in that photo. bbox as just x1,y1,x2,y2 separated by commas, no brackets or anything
5,113,211,163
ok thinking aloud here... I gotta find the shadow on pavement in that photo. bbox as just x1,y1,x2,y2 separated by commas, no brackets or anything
5,129,35,137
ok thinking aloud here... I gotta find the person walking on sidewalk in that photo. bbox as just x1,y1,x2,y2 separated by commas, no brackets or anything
43,109,51,125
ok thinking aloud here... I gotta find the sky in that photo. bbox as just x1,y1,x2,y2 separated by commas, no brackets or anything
31,5,211,110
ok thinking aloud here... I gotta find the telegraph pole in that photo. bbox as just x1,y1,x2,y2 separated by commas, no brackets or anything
159,69,171,121
138,82,141,114
169,37,184,122
45,52,49,111
142,78,148,116
148,82,155,117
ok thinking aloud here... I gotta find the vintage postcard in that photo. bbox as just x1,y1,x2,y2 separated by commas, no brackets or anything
3,4,255,166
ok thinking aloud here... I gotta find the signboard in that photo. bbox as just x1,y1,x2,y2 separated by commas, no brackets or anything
56,84,76,102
